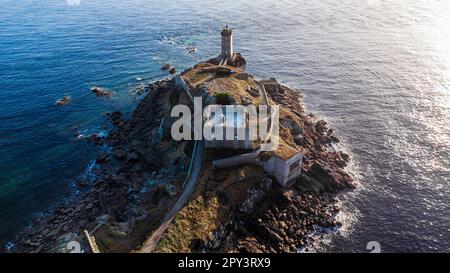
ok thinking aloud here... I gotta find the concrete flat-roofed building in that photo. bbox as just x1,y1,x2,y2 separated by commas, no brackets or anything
260,143,303,188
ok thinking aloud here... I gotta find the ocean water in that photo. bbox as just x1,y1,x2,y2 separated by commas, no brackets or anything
0,0,449,252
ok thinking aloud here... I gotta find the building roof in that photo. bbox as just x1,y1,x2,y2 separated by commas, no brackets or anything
260,139,300,161
204,106,246,129
221,27,232,36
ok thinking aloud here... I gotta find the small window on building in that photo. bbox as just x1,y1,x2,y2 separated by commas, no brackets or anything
289,162,299,173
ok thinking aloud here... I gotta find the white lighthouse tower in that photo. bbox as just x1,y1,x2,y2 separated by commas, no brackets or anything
221,25,233,61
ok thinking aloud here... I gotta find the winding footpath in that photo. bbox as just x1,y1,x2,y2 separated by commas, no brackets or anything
256,81,270,106
139,140,204,252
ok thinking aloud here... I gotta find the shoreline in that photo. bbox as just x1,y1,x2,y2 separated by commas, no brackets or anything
5,57,355,253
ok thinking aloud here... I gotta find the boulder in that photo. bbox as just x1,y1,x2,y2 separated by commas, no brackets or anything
306,162,354,191
91,86,113,97
126,152,139,162
229,53,246,68
87,134,104,145
55,95,71,106
113,150,126,160
315,120,327,135
86,203,94,210
47,227,62,239
340,152,350,162
161,63,171,70
235,73,250,81
76,180,89,189
110,111,122,121
293,134,304,146
96,154,109,164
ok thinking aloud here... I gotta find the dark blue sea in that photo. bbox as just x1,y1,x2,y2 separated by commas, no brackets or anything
0,0,449,252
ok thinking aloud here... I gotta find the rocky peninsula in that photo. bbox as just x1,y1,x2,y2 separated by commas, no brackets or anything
5,51,355,253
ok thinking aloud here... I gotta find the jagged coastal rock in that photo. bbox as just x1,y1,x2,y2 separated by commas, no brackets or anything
7,28,354,253
55,95,71,106
161,63,171,70
91,86,113,97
